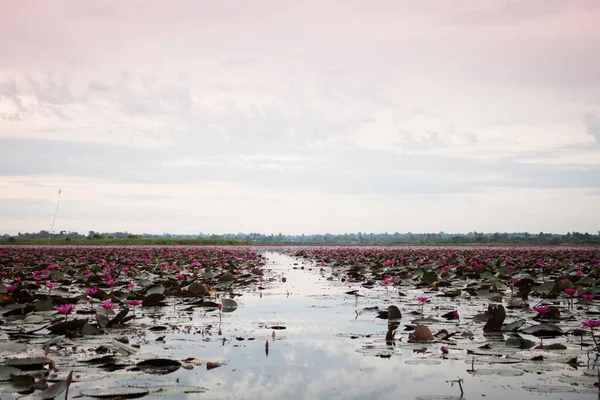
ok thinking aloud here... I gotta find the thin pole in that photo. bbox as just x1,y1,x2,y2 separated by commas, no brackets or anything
48,188,62,245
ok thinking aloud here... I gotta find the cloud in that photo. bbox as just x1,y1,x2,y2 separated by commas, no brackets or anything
583,113,600,145
1,1,599,234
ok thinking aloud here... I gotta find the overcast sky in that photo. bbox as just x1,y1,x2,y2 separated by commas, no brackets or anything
1,0,599,235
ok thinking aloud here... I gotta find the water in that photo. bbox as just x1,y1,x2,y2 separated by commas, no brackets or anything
3,250,598,399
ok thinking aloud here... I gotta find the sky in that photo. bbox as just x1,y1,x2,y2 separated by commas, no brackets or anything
1,0,599,235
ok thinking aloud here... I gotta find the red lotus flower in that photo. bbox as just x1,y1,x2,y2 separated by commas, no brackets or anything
86,287,98,296
564,288,578,297
582,294,594,302
5,284,17,292
99,300,114,310
582,320,600,328
532,306,550,314
55,304,75,315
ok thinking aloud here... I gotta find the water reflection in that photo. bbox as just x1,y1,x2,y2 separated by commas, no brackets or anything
170,252,596,400
9,250,593,400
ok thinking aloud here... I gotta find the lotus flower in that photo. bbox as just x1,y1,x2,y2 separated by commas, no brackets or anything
440,346,449,354
532,305,550,314
582,320,600,328
417,296,428,315
55,304,74,315
86,287,98,296
55,304,75,323
582,320,600,351
99,300,115,316
125,300,142,314
582,294,594,302
564,288,578,296
5,284,17,293
46,281,55,296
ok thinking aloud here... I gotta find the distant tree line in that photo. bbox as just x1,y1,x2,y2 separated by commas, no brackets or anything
3,230,600,245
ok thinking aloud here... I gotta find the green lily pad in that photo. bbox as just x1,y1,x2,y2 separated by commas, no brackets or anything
79,387,149,399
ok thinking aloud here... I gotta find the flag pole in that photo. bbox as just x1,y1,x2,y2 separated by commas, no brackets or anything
48,188,62,245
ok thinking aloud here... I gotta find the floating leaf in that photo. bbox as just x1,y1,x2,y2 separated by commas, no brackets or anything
82,322,101,335
483,304,506,332
408,325,434,342
221,298,238,312
0,366,21,381
522,323,563,337
522,385,575,393
501,319,526,332
79,387,150,398
220,272,235,282
187,281,207,296
39,376,68,399
110,340,138,356
136,359,182,375
22,314,45,324
0,342,27,353
4,357,47,370
47,318,87,335
34,299,54,312
468,369,524,376
387,305,402,320
421,271,438,285
142,293,166,306
146,285,165,295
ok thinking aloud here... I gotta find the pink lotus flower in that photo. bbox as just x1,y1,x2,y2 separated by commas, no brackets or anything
46,282,55,289
125,299,141,314
582,320,600,328
582,294,594,302
175,274,185,280
106,279,116,286
417,297,429,303
440,346,449,354
55,303,75,323
55,304,75,315
5,284,17,292
128,282,136,289
99,300,114,310
564,288,578,297
576,270,584,277
532,306,550,314
86,287,98,296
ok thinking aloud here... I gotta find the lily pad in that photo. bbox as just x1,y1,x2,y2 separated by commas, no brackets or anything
4,357,47,370
187,281,207,296
79,387,150,399
521,323,563,337
143,293,166,306
0,366,21,381
146,285,165,295
136,359,182,375
221,298,238,312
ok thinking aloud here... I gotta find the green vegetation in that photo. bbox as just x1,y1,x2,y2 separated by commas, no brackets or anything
2,230,599,246
0,237,250,246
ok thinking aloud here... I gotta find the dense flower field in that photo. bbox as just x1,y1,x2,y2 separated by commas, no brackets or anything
291,246,600,296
